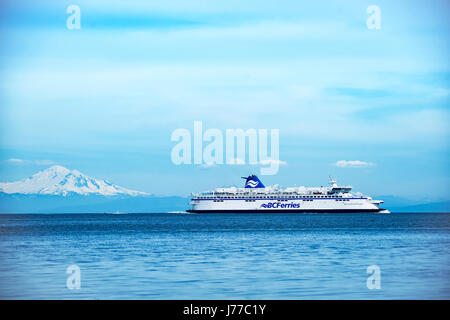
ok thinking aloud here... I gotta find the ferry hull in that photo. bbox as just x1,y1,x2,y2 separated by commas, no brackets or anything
187,208,383,213
189,198,384,213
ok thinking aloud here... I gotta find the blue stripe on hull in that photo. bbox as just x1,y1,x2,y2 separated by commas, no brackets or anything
186,209,383,213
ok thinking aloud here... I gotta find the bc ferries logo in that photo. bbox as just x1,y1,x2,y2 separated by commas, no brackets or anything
261,202,301,209
243,175,265,188
245,180,259,188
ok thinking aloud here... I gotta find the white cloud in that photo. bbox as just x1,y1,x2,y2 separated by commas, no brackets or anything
6,158,55,166
333,160,375,168
228,158,246,165
199,162,216,168
7,158,25,164
259,159,287,166
34,160,55,165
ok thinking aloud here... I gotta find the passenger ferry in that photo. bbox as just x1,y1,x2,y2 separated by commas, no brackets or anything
187,175,389,213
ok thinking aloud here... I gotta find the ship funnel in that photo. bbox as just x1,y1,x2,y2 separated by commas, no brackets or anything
242,175,265,188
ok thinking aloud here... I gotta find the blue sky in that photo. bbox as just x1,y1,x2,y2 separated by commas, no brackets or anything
0,0,449,200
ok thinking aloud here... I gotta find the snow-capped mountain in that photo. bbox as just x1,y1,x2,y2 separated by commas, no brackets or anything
0,165,149,196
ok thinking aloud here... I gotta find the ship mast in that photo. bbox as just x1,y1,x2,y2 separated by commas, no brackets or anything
329,176,338,187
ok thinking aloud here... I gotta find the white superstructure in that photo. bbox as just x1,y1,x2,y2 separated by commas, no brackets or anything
187,175,388,213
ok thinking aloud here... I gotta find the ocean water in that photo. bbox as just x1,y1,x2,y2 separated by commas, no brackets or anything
0,212,449,299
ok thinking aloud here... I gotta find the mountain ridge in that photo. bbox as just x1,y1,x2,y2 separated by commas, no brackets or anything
0,192,188,213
